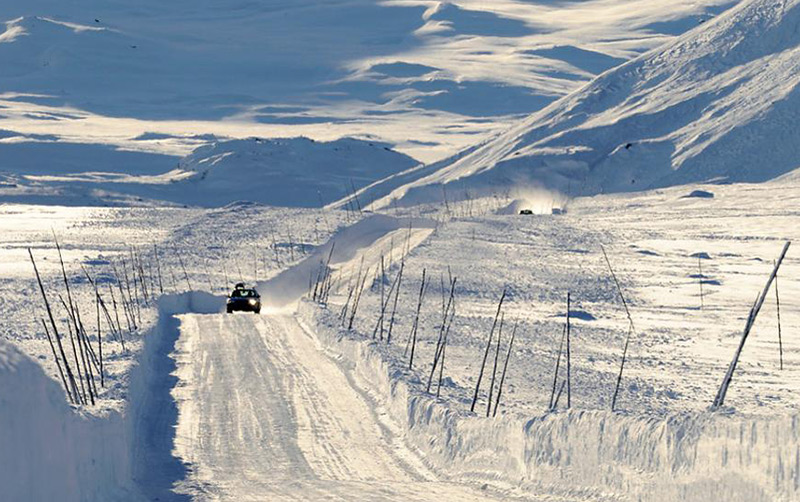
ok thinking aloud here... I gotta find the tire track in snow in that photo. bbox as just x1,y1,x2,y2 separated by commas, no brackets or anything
169,312,522,501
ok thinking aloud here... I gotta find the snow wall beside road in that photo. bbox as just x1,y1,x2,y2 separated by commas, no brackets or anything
299,300,800,502
0,291,224,501
0,338,133,501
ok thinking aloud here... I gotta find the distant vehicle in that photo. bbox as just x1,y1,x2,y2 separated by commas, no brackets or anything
227,286,261,314
519,209,534,215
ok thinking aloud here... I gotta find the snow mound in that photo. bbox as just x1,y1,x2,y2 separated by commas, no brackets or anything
171,137,418,207
0,338,132,501
367,0,800,208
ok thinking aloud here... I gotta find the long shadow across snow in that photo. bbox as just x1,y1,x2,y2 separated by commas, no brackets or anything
131,292,225,501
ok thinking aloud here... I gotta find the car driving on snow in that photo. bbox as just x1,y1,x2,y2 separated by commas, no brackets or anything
226,284,261,314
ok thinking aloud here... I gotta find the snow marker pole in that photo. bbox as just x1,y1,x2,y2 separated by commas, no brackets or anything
712,242,790,409
487,313,504,417
493,320,517,417
471,289,506,413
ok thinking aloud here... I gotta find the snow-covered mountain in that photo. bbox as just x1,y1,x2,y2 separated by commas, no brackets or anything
366,0,800,208
0,0,734,170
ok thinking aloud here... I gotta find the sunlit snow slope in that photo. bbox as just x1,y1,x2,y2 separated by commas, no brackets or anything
367,0,800,208
0,0,733,172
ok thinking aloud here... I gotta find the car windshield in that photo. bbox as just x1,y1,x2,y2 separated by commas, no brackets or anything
231,289,257,298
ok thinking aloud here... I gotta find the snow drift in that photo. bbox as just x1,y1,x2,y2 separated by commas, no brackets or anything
367,0,800,208
0,338,133,501
0,291,224,501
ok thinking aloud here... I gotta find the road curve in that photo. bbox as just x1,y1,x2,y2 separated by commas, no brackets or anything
167,311,516,501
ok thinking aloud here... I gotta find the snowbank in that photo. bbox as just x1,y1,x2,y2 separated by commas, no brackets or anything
298,300,800,501
0,338,133,501
258,213,435,306
0,291,224,501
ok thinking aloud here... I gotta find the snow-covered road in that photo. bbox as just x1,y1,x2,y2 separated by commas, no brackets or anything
166,311,521,501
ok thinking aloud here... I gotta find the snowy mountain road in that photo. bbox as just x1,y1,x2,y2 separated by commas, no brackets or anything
165,311,519,501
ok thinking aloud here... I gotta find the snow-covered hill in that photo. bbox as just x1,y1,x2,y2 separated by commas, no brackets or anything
366,0,800,208
0,0,734,170
0,137,418,207
169,137,419,207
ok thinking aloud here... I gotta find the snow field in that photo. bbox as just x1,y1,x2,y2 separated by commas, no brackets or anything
364,0,800,210
293,180,800,499
0,0,735,179
2,177,799,500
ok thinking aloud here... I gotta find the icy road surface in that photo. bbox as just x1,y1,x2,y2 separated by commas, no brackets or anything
165,311,527,501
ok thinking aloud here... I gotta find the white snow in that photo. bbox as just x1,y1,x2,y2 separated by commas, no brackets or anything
365,0,800,209
0,0,734,177
3,0,800,500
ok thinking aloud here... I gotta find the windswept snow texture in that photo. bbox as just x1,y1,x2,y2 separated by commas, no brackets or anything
368,0,800,208
0,0,734,170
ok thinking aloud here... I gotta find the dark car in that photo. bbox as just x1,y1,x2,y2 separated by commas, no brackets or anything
226,286,261,314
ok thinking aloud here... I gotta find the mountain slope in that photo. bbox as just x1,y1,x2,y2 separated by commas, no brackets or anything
366,0,800,208
0,0,734,165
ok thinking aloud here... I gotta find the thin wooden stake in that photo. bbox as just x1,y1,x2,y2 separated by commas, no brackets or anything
775,262,783,371
177,250,192,291
601,245,636,412
61,297,91,405
713,242,791,409
42,319,72,403
566,292,571,409
493,321,517,417
699,256,704,310
437,304,456,398
549,324,566,411
427,276,456,393
95,293,104,387
348,264,371,331
386,260,405,344
553,380,566,410
154,244,164,294
470,289,506,413
487,313,504,417
31,247,79,403
406,268,428,369
378,256,385,339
